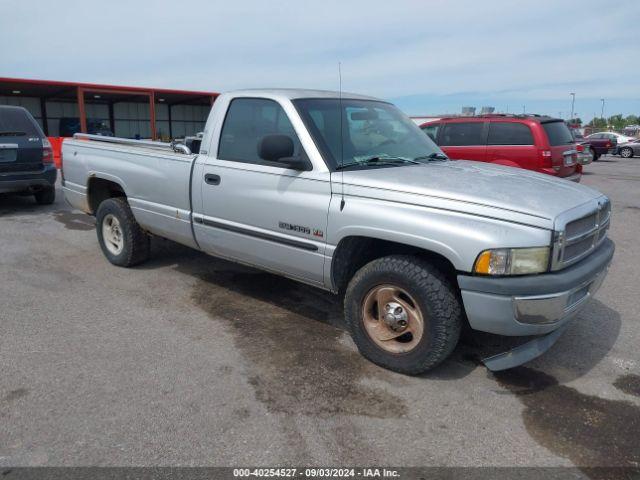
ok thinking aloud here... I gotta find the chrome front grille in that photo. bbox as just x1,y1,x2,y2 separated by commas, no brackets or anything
565,213,597,239
552,198,611,270
564,235,596,262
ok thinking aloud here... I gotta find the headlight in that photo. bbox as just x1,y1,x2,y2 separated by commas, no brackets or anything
474,247,550,275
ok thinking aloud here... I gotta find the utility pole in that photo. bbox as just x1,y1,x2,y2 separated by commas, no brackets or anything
570,92,575,121
600,98,605,120
522,105,526,114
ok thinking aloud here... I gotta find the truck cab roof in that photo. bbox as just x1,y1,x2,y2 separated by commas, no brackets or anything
221,88,380,102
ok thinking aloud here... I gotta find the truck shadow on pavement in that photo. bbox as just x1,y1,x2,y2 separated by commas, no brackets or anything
142,238,621,384
140,238,414,419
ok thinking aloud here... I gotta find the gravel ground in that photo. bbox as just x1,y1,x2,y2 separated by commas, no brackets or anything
0,156,638,472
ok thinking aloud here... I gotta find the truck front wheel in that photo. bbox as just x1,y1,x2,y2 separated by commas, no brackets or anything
96,197,150,267
344,255,462,375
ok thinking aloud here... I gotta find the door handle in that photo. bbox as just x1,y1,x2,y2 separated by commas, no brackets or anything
205,174,221,185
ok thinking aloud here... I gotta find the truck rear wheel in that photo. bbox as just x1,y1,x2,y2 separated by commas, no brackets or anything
344,255,462,375
96,197,150,267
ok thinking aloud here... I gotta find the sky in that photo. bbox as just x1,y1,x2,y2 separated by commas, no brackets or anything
1,0,639,122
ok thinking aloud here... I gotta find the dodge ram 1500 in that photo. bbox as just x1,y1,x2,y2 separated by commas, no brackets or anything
62,89,614,374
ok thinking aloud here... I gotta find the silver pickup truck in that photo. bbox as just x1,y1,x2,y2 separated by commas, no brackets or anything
62,89,614,374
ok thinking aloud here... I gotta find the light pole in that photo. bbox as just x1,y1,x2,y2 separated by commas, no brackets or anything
600,98,605,120
570,93,575,121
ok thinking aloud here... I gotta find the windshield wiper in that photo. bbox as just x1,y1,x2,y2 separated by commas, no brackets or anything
335,156,420,170
413,152,448,161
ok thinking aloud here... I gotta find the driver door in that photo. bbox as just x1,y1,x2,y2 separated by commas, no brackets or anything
193,97,331,286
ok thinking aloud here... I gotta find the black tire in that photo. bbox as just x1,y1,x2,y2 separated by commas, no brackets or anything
34,186,55,205
593,152,600,161
620,147,634,158
95,197,150,267
344,255,462,375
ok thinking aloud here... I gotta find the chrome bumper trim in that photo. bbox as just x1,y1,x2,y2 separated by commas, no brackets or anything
513,265,608,325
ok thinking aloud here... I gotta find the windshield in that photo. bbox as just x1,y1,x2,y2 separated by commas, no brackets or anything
293,98,445,170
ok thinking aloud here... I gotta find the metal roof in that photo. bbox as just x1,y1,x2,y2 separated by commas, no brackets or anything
0,77,219,105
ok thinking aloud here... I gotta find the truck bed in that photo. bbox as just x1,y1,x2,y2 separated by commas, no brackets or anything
62,134,199,248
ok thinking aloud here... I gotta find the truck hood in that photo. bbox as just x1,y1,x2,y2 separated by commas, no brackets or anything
337,160,604,229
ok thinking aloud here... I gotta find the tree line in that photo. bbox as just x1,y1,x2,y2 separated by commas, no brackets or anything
567,115,640,130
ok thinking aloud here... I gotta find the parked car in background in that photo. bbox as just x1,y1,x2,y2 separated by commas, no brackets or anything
419,114,581,181
622,125,640,138
59,117,114,137
575,143,594,165
614,138,640,158
570,129,595,165
0,106,57,204
587,131,634,144
583,132,618,160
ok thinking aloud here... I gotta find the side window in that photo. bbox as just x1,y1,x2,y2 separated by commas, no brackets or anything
421,123,440,143
218,98,303,165
439,122,484,146
487,122,534,145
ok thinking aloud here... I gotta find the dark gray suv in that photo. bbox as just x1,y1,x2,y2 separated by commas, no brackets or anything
0,106,57,204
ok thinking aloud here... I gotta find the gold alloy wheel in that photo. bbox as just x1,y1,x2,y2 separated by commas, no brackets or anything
361,284,425,354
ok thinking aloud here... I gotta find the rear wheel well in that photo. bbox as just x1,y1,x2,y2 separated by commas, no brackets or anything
331,236,458,293
87,177,126,215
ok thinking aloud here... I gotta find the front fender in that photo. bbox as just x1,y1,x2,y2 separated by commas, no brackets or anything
325,195,552,275
331,225,463,268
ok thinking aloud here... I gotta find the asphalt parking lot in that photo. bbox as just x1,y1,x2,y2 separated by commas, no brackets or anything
1,156,639,471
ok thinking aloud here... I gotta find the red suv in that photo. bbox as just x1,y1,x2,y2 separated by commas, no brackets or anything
420,115,581,181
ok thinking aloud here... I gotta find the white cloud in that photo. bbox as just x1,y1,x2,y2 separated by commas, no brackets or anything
1,0,639,110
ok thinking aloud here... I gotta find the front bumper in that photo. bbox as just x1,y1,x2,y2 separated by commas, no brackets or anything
458,238,614,337
0,165,57,194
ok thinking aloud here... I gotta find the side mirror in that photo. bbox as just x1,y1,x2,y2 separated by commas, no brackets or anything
258,134,310,171
171,140,192,155
258,134,294,162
